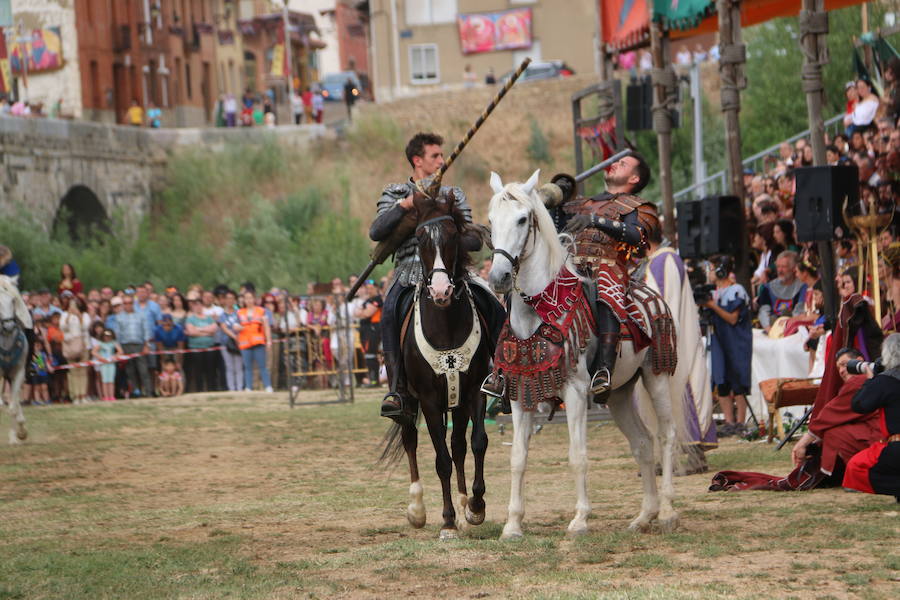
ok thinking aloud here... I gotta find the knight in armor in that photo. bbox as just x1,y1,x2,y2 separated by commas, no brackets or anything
0,245,36,364
556,152,660,403
369,133,504,421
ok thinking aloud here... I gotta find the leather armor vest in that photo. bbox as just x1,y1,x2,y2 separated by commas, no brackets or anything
563,193,656,277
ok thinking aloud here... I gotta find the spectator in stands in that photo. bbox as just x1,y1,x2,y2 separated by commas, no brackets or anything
60,294,91,404
153,314,186,365
113,293,152,398
237,291,272,393
773,219,801,253
184,293,219,393
844,79,879,135
882,59,900,122
57,263,83,297
217,290,244,392
758,251,807,333
356,280,383,386
856,154,881,187
93,328,122,402
157,358,184,397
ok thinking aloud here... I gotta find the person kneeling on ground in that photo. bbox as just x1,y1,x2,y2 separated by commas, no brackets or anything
842,333,900,501
790,348,882,485
157,358,184,398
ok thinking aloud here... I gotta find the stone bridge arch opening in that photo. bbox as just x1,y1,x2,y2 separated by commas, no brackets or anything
52,185,111,243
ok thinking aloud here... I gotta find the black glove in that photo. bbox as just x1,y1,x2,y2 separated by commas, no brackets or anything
564,214,594,233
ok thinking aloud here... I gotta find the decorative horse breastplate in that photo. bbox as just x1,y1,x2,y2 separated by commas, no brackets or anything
492,266,595,411
413,284,482,409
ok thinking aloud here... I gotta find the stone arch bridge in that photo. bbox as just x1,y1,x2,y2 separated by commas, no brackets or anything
0,117,326,236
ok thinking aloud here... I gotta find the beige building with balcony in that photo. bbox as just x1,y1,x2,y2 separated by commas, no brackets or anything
367,0,600,101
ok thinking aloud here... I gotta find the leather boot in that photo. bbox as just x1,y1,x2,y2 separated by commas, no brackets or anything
589,307,620,405
380,350,412,420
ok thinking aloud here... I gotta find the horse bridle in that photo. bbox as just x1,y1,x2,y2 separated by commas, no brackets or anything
491,207,537,289
417,215,464,298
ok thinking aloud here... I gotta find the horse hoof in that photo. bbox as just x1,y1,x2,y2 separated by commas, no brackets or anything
439,528,459,541
500,530,523,541
656,514,679,533
407,508,426,529
465,506,485,526
566,526,589,538
627,519,652,533
16,428,27,441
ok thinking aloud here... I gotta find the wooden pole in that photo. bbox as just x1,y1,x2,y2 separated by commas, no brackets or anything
649,21,676,243
717,0,750,289
800,0,838,321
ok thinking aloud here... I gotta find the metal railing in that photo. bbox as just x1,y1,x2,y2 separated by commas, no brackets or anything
674,113,846,202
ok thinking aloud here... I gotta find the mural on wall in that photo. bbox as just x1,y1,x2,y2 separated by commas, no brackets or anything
8,27,63,73
0,31,10,94
457,8,532,55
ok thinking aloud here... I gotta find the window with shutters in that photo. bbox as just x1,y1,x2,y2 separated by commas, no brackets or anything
405,0,457,26
409,44,439,84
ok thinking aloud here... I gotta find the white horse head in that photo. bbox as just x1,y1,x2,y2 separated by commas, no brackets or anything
487,170,566,295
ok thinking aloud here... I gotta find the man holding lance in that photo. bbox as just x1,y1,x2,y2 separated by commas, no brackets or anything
369,132,504,421
555,152,661,403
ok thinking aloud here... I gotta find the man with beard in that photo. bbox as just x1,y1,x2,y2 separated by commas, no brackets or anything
557,151,661,403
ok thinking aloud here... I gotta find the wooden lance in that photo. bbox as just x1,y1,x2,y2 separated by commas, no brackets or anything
346,58,533,302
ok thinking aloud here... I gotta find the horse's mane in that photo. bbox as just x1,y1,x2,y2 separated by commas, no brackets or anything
0,275,19,296
489,181,567,271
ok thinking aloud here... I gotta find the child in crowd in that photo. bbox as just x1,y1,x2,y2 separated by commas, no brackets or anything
92,329,122,402
26,338,53,405
157,358,183,397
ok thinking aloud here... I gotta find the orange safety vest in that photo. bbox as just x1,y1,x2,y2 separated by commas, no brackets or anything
237,306,267,350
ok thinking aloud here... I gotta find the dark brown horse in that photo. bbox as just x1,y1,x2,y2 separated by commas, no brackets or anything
381,193,493,540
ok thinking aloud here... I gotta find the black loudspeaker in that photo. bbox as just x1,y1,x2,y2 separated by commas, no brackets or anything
676,199,703,259
700,195,742,256
676,195,743,259
626,77,653,131
793,165,858,241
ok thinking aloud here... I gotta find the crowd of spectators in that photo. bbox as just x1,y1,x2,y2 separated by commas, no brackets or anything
689,66,900,440
1,259,390,405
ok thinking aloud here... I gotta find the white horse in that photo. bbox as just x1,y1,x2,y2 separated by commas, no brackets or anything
487,170,678,538
0,275,28,445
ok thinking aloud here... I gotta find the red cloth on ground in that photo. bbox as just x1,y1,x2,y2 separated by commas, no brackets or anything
809,375,883,474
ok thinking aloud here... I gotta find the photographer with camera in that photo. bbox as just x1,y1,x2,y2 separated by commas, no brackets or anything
700,256,752,436
842,333,900,501
790,348,882,484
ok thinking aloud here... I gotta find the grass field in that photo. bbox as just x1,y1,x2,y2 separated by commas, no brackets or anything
1,391,898,599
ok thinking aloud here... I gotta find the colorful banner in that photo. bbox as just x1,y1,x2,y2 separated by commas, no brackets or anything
270,21,288,77
457,8,532,55
600,0,649,49
9,27,63,74
0,27,10,94
652,0,714,30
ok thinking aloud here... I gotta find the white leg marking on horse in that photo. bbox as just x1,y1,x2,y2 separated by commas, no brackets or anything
455,493,469,531
565,365,591,537
501,403,532,541
608,386,660,532
645,372,679,531
407,480,426,528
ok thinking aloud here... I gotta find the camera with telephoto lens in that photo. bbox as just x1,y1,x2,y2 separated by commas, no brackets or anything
692,283,716,305
846,358,885,376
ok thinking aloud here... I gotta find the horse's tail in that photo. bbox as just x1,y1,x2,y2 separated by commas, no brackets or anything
378,412,420,466
378,421,406,466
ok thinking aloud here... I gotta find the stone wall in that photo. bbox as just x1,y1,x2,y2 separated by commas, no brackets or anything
0,116,329,232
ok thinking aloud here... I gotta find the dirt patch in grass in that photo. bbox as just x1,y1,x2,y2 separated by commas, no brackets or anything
1,391,898,599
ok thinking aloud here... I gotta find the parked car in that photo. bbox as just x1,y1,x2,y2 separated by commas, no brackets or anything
319,72,362,102
499,60,575,85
